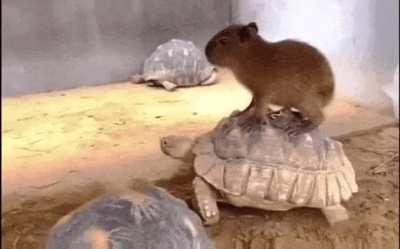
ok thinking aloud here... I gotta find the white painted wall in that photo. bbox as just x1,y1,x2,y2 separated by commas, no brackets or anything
232,0,399,112
383,65,399,120
2,0,230,96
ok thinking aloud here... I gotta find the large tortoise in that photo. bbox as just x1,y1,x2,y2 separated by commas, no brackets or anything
46,182,214,249
160,112,358,226
131,39,217,91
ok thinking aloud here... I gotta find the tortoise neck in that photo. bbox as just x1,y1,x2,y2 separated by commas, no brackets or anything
182,151,196,164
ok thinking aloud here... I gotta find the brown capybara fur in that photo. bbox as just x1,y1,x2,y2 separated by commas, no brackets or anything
205,22,334,134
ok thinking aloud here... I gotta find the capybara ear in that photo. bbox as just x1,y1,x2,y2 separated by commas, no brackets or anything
239,22,258,42
247,22,258,33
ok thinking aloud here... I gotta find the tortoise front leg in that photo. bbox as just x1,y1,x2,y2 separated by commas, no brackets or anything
321,204,349,225
200,70,217,86
192,177,220,225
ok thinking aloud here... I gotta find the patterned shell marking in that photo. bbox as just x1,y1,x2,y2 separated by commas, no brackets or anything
192,115,358,209
143,39,214,86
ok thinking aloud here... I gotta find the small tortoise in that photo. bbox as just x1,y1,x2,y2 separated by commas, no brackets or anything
160,112,358,226
131,39,217,91
46,182,214,249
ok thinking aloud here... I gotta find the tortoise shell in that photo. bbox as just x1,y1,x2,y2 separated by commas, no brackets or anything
142,39,214,86
46,185,214,249
191,115,358,210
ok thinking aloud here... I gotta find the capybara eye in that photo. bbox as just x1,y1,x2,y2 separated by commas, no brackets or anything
219,37,228,45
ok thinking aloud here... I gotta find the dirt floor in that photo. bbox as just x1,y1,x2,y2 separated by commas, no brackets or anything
2,124,399,249
2,75,399,249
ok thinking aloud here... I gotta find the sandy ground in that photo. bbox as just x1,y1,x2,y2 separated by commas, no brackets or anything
2,74,399,248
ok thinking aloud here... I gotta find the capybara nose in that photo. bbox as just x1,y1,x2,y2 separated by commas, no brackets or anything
205,41,215,59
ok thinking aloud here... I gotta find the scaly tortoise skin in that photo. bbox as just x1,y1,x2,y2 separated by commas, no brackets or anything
46,183,214,249
160,112,358,226
131,39,217,91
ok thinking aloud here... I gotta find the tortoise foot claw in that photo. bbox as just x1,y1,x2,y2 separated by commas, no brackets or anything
193,177,220,225
199,200,219,224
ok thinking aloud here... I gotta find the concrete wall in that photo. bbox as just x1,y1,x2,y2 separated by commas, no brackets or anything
2,0,230,96
232,0,399,111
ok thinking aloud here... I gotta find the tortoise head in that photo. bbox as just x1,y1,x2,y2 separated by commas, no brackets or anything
160,136,195,162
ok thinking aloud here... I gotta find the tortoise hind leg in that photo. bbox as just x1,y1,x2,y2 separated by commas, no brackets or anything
321,204,349,225
161,81,179,91
192,177,220,225
131,74,146,84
